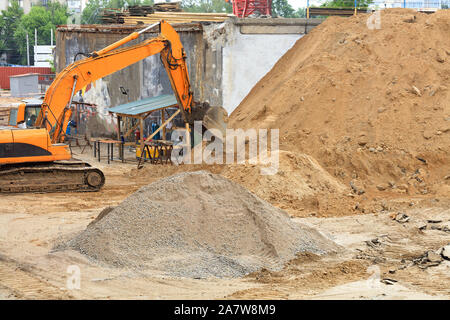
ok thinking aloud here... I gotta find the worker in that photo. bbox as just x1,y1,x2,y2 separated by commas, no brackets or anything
26,115,37,128
165,120,173,140
151,121,161,140
66,120,77,136
17,120,26,129
135,128,140,143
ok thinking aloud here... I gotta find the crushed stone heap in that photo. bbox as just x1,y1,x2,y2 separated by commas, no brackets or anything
66,171,339,278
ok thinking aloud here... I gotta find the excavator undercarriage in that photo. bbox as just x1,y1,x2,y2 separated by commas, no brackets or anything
0,161,105,193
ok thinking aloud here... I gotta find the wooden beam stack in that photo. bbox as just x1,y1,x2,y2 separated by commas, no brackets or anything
99,3,230,25
153,2,182,12
100,9,125,24
124,11,230,25
128,5,154,16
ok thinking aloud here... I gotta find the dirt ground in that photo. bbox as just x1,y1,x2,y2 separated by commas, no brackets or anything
1,9,449,300
0,147,448,300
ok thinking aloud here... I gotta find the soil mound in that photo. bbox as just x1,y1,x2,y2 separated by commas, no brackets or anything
230,9,450,196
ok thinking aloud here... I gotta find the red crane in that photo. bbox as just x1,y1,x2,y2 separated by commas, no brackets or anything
226,0,272,18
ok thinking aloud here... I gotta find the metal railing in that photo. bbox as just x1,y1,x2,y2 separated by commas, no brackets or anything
305,0,449,18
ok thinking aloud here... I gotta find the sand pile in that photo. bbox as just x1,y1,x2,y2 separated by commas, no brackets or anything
218,151,348,216
230,9,450,197
128,150,350,217
66,171,339,278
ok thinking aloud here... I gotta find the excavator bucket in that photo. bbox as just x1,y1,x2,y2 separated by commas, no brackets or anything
189,102,228,137
202,106,228,137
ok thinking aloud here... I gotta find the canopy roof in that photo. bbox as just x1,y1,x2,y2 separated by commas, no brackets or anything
108,94,178,116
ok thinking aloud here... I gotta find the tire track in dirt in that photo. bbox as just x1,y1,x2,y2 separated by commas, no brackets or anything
0,256,74,299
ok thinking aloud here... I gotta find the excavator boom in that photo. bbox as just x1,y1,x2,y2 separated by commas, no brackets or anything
36,20,193,144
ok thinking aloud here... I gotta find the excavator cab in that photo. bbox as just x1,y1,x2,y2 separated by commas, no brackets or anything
23,104,41,128
6,101,42,128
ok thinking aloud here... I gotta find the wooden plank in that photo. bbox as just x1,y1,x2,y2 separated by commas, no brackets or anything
124,19,226,25
125,17,227,22
122,110,153,138
150,11,229,16
117,115,121,141
140,116,144,151
161,109,166,140
309,7,367,16
123,11,229,25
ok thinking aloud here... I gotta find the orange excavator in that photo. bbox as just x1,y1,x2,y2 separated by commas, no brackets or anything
0,20,225,193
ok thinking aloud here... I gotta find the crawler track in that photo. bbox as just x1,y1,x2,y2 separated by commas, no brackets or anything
0,161,105,193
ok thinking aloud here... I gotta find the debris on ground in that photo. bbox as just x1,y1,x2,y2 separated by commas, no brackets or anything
441,245,450,260
381,278,398,285
391,212,410,223
413,249,446,269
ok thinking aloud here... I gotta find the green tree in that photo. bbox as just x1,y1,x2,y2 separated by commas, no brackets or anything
14,1,69,65
182,0,232,13
82,0,105,24
321,0,373,8
0,1,24,64
293,7,306,18
272,0,296,17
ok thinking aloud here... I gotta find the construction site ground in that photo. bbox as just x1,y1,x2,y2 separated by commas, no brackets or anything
1,9,449,300
0,146,448,300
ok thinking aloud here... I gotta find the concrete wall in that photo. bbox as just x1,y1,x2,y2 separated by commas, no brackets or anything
222,33,301,115
56,24,217,136
55,18,322,136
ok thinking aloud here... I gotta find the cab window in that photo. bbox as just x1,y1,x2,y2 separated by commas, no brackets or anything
24,106,41,128
9,108,18,126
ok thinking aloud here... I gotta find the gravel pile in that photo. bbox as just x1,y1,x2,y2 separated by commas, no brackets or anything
66,171,339,278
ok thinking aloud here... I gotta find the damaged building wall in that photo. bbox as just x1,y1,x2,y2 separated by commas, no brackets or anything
201,18,323,115
55,19,322,137
55,24,216,137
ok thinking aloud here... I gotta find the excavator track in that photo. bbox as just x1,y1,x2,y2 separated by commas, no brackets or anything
0,161,105,193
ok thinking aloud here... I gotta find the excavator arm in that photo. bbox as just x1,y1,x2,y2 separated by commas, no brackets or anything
35,21,193,143
0,20,227,193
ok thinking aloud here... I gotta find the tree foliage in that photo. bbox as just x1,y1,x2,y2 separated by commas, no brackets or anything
0,1,24,64
181,0,232,13
321,0,373,8
272,0,296,17
13,1,69,65
294,7,306,18
81,0,104,24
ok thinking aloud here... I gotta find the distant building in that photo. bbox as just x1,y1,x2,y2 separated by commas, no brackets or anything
66,0,83,13
1,0,87,14
374,0,449,9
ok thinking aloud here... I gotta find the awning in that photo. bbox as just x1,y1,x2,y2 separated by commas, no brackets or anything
108,94,178,116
